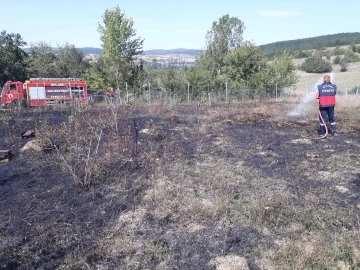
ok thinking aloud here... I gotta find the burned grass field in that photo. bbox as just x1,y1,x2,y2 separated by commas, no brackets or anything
0,101,360,270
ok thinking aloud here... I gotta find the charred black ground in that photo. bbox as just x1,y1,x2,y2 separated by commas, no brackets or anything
0,103,359,269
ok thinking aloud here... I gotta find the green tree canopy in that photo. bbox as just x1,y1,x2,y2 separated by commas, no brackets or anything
27,42,89,79
83,56,112,91
224,42,266,86
27,42,57,78
0,30,28,86
55,43,89,78
301,55,332,73
98,6,144,93
247,53,298,97
202,14,245,77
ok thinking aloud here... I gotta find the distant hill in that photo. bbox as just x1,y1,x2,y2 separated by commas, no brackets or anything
22,47,102,55
23,32,360,59
78,47,102,55
22,47,201,56
260,32,360,57
143,49,202,56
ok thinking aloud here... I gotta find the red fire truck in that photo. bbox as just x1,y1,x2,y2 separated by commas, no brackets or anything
0,78,88,108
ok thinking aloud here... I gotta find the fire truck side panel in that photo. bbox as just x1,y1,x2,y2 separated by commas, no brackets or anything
1,78,88,107
24,80,88,106
45,85,71,101
28,86,46,106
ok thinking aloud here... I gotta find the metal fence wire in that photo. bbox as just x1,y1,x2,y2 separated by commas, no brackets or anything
87,82,360,106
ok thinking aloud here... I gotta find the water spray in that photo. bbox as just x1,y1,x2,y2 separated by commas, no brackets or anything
288,73,335,139
287,73,335,118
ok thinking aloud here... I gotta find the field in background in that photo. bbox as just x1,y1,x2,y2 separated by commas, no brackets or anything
293,61,360,93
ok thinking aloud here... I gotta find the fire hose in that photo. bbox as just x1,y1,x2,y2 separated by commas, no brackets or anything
301,110,328,140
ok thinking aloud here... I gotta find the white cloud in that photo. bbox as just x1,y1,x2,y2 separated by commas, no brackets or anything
258,10,299,17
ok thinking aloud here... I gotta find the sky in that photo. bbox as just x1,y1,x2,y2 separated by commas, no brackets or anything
1,0,360,51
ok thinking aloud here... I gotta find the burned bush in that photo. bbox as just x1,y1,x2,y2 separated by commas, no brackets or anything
35,107,137,188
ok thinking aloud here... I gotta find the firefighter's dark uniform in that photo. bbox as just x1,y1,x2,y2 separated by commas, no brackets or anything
317,81,337,136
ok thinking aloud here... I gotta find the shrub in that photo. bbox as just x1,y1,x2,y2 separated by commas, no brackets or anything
333,55,341,65
36,106,137,188
339,58,349,72
350,43,357,52
344,50,360,63
332,47,345,56
301,56,332,73
293,50,311,59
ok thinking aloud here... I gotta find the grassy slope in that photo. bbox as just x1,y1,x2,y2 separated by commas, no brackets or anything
260,32,360,57
293,61,360,93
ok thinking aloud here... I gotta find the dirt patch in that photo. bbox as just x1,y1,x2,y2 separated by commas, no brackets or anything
210,255,250,270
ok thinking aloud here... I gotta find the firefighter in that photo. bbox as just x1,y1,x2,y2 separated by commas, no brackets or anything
316,74,337,137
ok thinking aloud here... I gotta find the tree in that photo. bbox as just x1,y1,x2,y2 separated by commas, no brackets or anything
98,6,144,95
301,55,332,73
27,42,57,78
248,53,298,98
265,54,299,88
55,43,89,77
27,42,89,79
293,50,311,59
0,30,28,86
261,33,360,58
350,42,356,52
83,56,112,91
333,55,340,65
202,14,245,76
184,66,211,97
223,42,266,86
343,49,360,63
160,65,187,94
339,58,349,72
332,46,345,56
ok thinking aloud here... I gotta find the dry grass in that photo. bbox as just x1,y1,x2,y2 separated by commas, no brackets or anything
95,100,359,269
1,96,360,269
292,62,360,95
334,95,360,132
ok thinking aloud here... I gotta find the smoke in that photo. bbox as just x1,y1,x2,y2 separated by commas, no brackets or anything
287,73,335,117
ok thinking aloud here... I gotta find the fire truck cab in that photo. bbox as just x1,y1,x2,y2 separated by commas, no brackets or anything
0,81,25,107
0,78,88,108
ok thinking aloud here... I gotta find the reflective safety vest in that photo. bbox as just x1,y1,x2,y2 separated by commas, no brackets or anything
318,82,336,107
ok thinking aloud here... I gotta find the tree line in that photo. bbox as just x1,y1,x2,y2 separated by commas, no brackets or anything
0,6,298,100
261,32,360,58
